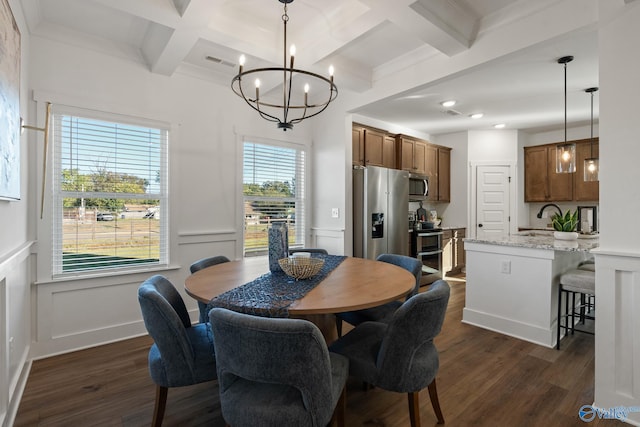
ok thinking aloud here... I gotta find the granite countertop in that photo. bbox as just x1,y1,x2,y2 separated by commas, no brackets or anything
464,230,599,252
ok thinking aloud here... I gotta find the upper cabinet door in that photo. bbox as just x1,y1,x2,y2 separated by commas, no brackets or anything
352,126,365,166
413,140,427,175
363,128,385,166
438,148,451,202
546,147,573,201
524,146,550,202
574,139,599,201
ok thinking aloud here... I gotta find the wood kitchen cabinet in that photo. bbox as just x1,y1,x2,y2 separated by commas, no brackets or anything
442,229,453,273
453,228,465,273
524,139,599,202
397,135,427,175
524,144,573,202
443,228,465,276
425,145,451,202
352,124,396,168
352,126,365,166
575,138,599,201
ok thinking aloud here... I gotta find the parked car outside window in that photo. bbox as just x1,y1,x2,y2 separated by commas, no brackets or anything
96,212,114,221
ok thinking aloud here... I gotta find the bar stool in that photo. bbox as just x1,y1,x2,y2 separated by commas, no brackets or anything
556,268,595,349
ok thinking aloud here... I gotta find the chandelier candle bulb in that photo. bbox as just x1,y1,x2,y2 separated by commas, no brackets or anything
239,54,245,74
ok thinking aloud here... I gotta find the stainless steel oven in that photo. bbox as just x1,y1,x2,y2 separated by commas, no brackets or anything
411,228,443,285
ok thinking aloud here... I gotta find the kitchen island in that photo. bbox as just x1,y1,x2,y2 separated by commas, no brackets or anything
463,231,598,348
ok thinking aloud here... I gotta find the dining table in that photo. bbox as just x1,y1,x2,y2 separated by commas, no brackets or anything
184,255,415,342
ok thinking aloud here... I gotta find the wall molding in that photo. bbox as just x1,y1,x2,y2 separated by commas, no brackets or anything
594,252,640,426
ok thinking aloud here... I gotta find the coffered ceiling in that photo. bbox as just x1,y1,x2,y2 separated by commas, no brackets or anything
18,0,599,135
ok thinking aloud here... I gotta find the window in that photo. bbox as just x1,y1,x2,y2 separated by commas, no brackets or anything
51,106,168,274
243,140,306,256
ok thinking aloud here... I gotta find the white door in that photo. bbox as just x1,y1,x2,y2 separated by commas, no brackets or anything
476,165,510,238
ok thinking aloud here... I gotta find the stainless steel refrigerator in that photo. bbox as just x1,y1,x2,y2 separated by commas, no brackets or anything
353,165,410,259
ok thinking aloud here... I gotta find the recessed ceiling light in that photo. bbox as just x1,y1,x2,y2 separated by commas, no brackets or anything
494,123,506,129
470,113,483,119
440,100,456,108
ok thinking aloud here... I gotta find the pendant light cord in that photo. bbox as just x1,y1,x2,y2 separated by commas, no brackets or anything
564,60,567,144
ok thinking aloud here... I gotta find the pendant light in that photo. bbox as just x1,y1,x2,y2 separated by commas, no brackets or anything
556,56,576,173
584,87,599,181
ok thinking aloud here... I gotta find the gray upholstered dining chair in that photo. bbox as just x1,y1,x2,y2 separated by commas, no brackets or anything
209,307,349,427
288,248,329,255
335,253,422,337
329,279,450,427
189,255,230,323
138,275,217,427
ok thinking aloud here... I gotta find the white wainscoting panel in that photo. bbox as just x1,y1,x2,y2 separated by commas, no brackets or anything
310,227,345,255
0,242,33,427
594,251,640,426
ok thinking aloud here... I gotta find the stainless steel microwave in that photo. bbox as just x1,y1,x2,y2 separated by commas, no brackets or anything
409,174,429,199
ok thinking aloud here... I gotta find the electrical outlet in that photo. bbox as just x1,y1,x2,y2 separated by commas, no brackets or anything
331,208,339,218
500,260,511,274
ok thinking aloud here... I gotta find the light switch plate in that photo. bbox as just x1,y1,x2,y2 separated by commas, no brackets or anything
501,260,511,274
331,208,339,218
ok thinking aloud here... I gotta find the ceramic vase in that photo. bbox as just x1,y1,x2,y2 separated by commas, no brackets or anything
553,231,579,241
268,223,289,272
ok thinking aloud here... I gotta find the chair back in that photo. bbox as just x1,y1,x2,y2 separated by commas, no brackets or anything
376,279,450,392
138,275,200,384
376,253,422,297
190,255,230,274
209,308,335,424
289,248,329,255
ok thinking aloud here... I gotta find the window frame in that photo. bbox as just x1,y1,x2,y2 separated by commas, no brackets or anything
241,135,309,257
50,104,170,277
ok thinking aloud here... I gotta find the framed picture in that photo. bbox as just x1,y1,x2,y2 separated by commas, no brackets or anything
0,0,21,200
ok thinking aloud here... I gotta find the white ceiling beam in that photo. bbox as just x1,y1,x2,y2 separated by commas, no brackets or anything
361,0,475,56
91,0,183,28
144,0,217,76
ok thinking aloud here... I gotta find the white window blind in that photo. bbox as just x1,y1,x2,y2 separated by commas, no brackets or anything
243,140,306,256
51,106,168,275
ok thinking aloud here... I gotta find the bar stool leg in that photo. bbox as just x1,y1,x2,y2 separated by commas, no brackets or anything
557,284,562,350
570,291,576,335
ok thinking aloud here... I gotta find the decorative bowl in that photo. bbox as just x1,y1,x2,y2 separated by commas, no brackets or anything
278,257,324,280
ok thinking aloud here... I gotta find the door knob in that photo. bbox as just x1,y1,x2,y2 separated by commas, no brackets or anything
478,224,483,228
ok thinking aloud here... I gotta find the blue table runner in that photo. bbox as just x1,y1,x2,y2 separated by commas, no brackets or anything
207,254,347,317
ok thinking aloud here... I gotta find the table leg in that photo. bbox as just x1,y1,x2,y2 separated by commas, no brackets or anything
292,314,338,344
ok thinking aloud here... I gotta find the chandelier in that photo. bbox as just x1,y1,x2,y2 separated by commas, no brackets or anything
231,0,338,131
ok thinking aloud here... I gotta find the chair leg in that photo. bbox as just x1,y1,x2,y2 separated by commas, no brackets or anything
408,391,421,427
331,386,347,427
335,316,343,338
428,378,445,424
152,385,168,427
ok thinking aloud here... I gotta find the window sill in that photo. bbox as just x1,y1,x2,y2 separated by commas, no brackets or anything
35,264,181,285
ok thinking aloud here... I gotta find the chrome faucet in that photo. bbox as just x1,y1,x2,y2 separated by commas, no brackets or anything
536,203,562,219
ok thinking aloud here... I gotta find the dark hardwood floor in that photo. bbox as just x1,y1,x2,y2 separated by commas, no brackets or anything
15,275,621,426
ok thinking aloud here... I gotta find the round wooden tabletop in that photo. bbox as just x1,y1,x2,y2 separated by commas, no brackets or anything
184,256,415,315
